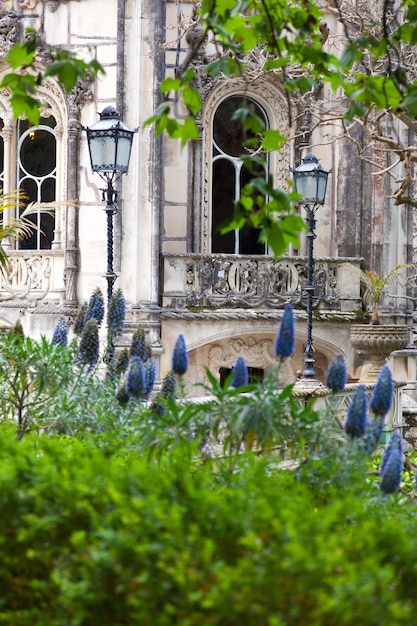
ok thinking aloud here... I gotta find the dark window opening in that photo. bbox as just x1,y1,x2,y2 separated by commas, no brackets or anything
17,118,56,250
211,96,268,255
219,366,264,386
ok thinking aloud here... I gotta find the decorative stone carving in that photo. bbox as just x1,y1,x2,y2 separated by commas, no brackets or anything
208,337,274,371
16,0,75,10
0,10,21,56
161,253,353,311
66,79,94,120
0,254,52,301
18,0,37,8
350,324,409,382
206,335,296,386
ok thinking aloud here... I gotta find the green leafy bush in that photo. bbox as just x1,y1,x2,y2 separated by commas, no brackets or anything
1,433,417,625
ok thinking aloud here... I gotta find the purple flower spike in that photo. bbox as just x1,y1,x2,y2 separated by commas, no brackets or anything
345,385,368,438
370,365,394,417
172,334,188,376
274,303,295,359
326,355,347,392
380,444,403,494
87,287,105,327
231,356,249,388
78,318,100,368
126,357,145,399
380,430,403,476
107,289,126,337
52,316,68,347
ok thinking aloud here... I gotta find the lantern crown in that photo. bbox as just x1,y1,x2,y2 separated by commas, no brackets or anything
85,107,136,179
290,152,331,205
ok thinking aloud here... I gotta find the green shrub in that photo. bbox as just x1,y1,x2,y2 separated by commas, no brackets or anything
1,433,417,625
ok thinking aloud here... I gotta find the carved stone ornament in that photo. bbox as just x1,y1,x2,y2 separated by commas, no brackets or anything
66,78,94,120
0,254,52,301
208,336,274,371
18,0,37,9
350,323,409,382
0,10,21,57
16,0,73,10
162,253,342,311
205,335,296,386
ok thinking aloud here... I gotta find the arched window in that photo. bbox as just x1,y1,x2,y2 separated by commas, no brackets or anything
0,131,4,191
211,95,268,255
17,117,56,249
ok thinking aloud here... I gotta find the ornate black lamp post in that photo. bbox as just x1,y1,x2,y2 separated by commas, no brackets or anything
291,153,331,381
85,106,135,303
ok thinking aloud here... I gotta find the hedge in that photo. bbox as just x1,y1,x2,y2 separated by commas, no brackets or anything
0,432,417,625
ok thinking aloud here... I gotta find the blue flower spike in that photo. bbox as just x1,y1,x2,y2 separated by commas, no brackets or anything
380,431,403,494
362,417,385,454
52,316,68,347
143,359,156,399
231,356,249,388
78,318,100,368
172,334,188,376
370,365,394,417
87,287,105,327
274,303,295,360
107,289,126,337
345,384,368,438
326,354,347,393
125,357,145,400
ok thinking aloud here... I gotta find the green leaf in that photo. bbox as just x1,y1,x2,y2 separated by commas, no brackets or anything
9,94,41,125
5,34,37,70
45,60,80,92
403,88,417,117
182,87,202,115
143,102,171,130
340,44,362,70
160,77,182,93
171,117,199,146
205,56,243,77
264,58,288,71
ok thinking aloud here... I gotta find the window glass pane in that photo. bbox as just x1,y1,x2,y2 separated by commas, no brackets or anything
0,131,4,189
219,366,264,386
239,161,266,255
211,96,268,254
213,96,266,157
20,129,56,177
19,178,38,250
17,118,56,250
212,158,235,253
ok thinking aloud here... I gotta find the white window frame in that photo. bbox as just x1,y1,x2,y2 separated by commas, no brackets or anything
201,79,291,254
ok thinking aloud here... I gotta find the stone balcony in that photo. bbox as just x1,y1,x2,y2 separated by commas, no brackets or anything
0,251,65,306
161,253,363,313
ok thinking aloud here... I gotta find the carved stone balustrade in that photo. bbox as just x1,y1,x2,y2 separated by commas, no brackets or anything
161,254,363,312
0,251,65,306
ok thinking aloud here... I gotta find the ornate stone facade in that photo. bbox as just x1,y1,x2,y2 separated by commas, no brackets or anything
0,0,413,396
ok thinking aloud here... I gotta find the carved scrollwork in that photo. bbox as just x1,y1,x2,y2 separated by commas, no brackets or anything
66,78,94,119
16,0,73,11
18,0,37,7
0,254,52,301
163,253,349,311
208,336,274,371
0,10,21,57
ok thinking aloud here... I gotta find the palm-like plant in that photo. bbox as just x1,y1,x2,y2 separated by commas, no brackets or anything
0,190,66,276
349,264,410,325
